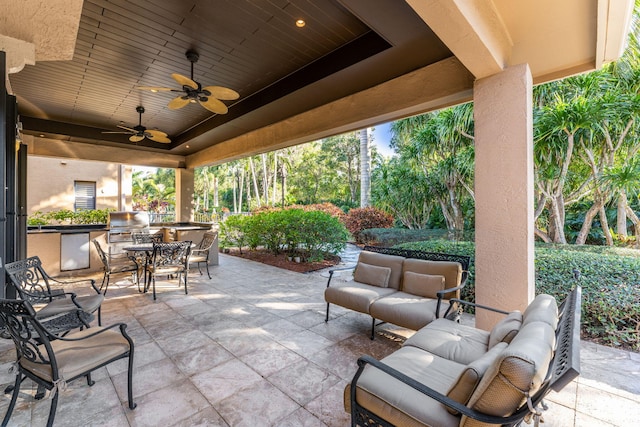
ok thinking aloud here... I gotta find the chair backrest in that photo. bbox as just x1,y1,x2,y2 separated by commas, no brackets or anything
196,231,218,251
132,232,163,244
151,241,191,267
92,239,110,268
4,257,54,305
0,299,57,376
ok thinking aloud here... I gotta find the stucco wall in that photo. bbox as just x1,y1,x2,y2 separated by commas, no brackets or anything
27,156,132,214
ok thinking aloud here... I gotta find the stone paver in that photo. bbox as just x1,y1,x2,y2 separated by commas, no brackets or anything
0,253,637,426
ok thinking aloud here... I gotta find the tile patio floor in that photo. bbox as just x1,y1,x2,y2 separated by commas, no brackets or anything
0,254,638,426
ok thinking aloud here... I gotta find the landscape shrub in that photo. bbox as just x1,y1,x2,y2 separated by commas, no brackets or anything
28,208,113,226
344,207,394,244
219,210,348,260
396,239,640,351
359,227,474,247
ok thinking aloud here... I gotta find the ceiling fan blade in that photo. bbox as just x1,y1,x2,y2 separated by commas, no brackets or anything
146,129,169,138
129,135,145,143
199,97,228,114
117,125,136,132
137,86,174,92
203,86,240,101
171,73,198,89
168,96,191,110
147,133,171,143
102,131,132,134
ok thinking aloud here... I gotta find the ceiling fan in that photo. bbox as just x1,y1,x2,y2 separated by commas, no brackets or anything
103,106,171,143
138,50,239,114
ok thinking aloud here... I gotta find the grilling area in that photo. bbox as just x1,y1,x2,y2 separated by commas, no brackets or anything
26,211,217,277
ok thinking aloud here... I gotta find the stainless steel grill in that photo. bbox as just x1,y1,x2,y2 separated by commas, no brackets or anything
107,211,150,243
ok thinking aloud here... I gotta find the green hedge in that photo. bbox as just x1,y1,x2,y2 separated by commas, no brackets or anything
219,209,349,261
395,239,640,351
28,208,113,225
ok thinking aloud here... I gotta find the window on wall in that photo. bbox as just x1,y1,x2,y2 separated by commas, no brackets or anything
74,181,96,211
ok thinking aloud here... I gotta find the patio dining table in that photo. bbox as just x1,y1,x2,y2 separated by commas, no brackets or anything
123,243,154,293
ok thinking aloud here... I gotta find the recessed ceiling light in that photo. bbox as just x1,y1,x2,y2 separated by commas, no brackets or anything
186,145,190,148
295,19,305,28
39,134,45,137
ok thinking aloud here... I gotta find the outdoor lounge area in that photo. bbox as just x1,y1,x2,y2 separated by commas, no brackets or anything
0,254,637,426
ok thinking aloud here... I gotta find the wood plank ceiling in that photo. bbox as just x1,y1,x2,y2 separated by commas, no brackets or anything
9,0,452,155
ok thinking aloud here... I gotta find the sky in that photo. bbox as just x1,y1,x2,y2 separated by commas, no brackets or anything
371,121,395,157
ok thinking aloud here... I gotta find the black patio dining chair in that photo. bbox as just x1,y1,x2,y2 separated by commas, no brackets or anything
145,241,192,300
189,230,217,279
4,256,104,326
92,238,140,295
0,298,136,427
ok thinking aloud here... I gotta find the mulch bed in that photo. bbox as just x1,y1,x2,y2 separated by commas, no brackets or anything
223,248,340,273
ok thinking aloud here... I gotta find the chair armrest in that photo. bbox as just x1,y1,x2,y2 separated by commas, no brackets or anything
434,271,469,318
326,265,357,287
41,322,131,342
444,298,511,317
352,355,538,425
48,275,101,295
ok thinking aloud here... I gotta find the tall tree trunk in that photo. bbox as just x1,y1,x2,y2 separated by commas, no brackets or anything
575,202,601,245
245,168,252,210
272,153,278,206
625,205,640,248
599,206,614,246
248,157,261,207
359,128,370,207
237,168,245,213
281,162,287,206
261,153,269,205
550,194,567,244
617,191,629,237
213,175,219,208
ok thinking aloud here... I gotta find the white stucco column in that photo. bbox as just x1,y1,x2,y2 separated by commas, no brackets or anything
474,64,535,330
175,168,194,223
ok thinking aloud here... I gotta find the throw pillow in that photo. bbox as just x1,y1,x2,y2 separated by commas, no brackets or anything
488,311,523,348
402,271,445,298
445,341,508,414
353,262,392,288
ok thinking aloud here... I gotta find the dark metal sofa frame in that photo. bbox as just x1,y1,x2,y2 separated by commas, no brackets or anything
325,245,472,339
349,286,582,427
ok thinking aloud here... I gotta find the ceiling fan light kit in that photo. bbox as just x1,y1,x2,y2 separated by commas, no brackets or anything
138,50,239,114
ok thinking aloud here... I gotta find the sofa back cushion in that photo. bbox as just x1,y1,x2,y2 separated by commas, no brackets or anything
353,262,392,288
445,342,508,414
357,251,405,290
402,271,445,298
488,311,523,348
460,321,557,427
402,258,462,299
522,294,559,329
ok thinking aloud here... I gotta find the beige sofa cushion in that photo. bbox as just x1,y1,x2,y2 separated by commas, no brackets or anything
402,258,462,299
404,318,490,365
522,294,559,329
402,271,445,298
488,311,523,348
369,293,441,331
354,262,392,288
325,282,397,315
353,346,462,427
445,342,508,414
21,327,129,382
357,251,406,290
461,321,557,427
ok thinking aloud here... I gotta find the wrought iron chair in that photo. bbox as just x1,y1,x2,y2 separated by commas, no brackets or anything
92,238,140,295
4,256,104,326
189,230,217,279
145,241,192,300
0,298,136,427
131,231,163,244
